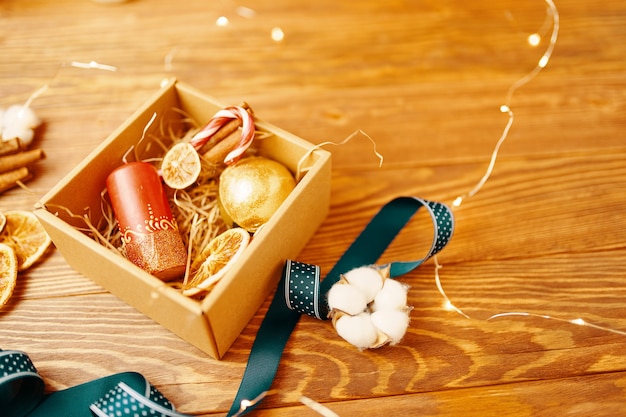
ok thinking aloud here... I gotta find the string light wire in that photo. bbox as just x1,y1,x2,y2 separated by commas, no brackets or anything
452,0,559,208
433,1,624,337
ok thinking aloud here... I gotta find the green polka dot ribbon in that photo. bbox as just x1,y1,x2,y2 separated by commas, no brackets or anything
0,349,44,417
0,349,188,417
90,382,185,417
228,196,454,415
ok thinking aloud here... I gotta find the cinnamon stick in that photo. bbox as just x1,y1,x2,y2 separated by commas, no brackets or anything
202,131,242,165
0,148,45,174
196,102,253,155
0,167,31,193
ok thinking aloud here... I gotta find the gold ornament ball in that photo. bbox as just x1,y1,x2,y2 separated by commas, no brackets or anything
218,156,296,232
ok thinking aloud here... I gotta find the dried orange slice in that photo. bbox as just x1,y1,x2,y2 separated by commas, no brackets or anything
161,142,202,189
0,242,18,307
182,227,250,296
0,212,5,233
0,210,51,271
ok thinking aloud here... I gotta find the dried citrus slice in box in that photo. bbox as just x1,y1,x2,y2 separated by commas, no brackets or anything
161,142,202,189
0,210,52,271
0,242,18,307
183,227,250,297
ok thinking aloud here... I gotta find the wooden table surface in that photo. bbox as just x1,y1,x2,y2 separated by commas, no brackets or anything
2,0,626,415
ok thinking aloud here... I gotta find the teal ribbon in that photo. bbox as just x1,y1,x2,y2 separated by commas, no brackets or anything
228,196,454,415
0,349,189,417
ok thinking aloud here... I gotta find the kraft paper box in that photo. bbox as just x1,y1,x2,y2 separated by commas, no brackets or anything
35,79,331,359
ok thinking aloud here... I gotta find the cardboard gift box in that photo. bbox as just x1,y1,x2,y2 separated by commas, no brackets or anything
35,79,331,359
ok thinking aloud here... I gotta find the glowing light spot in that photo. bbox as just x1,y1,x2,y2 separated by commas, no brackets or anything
70,60,117,71
216,16,229,27
240,400,253,410
443,300,455,311
538,55,550,68
271,27,285,42
500,104,511,113
528,33,541,46
571,318,586,326
452,196,463,207
236,6,256,18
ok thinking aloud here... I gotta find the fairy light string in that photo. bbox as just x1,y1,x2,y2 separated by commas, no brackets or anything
437,1,626,336
452,0,559,209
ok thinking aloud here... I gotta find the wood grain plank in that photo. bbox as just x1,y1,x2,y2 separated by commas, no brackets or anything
1,0,625,415
250,372,626,417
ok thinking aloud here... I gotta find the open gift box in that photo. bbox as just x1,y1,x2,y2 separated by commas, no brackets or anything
34,79,332,359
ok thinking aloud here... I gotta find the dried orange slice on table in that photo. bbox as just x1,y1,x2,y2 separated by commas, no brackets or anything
0,210,51,271
161,142,202,189
183,227,250,297
0,243,18,307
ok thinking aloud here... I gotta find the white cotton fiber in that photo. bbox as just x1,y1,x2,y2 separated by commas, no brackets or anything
327,283,368,315
343,266,383,302
334,312,379,350
370,310,410,344
371,278,408,312
2,105,40,145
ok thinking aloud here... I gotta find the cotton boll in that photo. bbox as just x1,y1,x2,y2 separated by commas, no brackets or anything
343,266,383,303
1,125,34,145
371,279,408,312
334,312,378,350
327,283,368,315
2,105,40,145
371,310,410,344
3,105,40,129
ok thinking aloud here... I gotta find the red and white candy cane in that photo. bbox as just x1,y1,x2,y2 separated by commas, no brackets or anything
189,106,255,165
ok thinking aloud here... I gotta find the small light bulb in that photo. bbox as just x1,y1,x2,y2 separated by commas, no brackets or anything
500,104,510,113
216,16,229,27
571,318,586,326
528,33,541,47
271,27,285,42
452,196,463,207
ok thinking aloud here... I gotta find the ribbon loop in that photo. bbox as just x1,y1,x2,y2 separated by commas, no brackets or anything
90,382,186,417
281,197,455,323
388,198,454,277
0,349,188,417
283,260,323,319
0,350,44,417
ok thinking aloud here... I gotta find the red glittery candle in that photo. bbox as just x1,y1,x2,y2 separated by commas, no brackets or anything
106,161,187,281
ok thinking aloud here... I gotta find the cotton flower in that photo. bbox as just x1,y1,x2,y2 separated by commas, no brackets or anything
327,281,368,315
328,265,411,350
371,309,410,344
333,312,379,350
343,266,384,302
1,105,40,146
371,278,408,311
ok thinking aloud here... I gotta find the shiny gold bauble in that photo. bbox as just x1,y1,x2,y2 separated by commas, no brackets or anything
218,156,296,232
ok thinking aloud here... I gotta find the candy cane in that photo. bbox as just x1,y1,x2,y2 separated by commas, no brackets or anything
189,106,255,165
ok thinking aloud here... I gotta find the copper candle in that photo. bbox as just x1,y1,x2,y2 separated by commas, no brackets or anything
106,161,187,281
